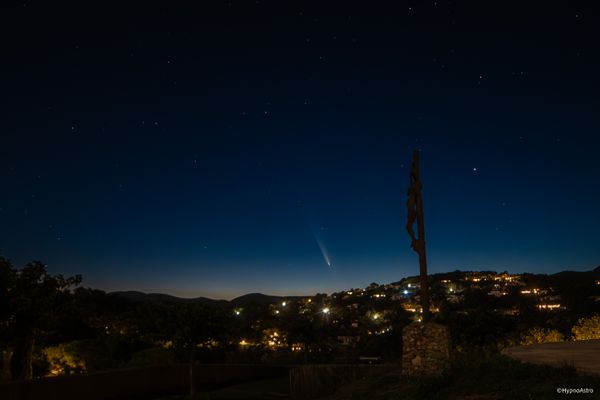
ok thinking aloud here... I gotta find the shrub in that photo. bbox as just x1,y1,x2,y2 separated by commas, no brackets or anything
42,344,86,376
520,327,564,345
571,315,600,341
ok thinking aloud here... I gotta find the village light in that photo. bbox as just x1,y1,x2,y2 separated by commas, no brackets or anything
403,290,409,295
322,307,330,314
282,301,287,307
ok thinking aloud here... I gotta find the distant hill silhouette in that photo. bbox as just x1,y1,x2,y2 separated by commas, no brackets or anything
550,270,597,280
108,290,303,308
229,293,286,307
546,268,600,289
109,291,228,307
109,267,600,306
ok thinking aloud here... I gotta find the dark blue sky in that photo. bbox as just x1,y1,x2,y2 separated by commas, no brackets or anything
1,1,599,298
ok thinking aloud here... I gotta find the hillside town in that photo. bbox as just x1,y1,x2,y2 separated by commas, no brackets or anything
226,268,600,358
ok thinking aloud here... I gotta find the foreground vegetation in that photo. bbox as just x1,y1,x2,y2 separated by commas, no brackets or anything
329,351,600,400
150,351,600,400
2,257,600,383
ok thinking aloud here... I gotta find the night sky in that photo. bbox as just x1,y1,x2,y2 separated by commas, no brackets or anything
1,1,599,299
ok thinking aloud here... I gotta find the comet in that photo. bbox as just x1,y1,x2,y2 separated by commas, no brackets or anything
314,236,332,267
310,225,332,267
305,213,333,267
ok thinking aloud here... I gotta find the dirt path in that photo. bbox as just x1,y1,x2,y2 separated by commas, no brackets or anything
503,339,600,375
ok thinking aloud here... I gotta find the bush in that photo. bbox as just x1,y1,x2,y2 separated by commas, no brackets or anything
42,344,86,376
571,315,600,341
520,327,564,345
42,339,116,376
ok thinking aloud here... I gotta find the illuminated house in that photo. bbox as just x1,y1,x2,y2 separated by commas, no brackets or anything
536,304,563,311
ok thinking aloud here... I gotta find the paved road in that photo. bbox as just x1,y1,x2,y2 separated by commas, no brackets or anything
503,339,600,375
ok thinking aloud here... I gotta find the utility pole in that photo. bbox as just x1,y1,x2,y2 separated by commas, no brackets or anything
406,150,430,322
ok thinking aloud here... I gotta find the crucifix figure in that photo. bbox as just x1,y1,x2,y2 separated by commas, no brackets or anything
406,149,430,322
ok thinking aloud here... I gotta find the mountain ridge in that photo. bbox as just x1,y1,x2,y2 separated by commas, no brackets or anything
109,267,600,306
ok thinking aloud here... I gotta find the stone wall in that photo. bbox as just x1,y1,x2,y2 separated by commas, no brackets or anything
402,321,450,376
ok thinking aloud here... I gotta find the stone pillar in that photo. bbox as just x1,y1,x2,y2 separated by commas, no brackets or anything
402,321,450,376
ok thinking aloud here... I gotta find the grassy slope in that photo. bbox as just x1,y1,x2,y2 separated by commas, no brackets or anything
328,352,600,400
154,352,600,400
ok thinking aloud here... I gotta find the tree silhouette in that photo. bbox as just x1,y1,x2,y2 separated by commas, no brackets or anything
160,303,229,396
0,258,81,380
